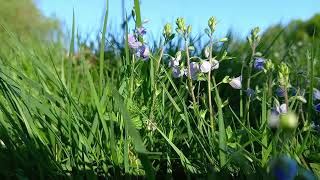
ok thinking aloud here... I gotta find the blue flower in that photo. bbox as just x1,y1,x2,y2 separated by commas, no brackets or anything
314,103,320,112
288,87,297,96
271,156,298,180
269,104,287,128
313,88,320,100
245,88,255,98
229,76,242,89
136,27,147,36
275,87,285,97
253,57,266,70
127,34,142,49
136,45,150,60
172,67,184,78
184,62,199,80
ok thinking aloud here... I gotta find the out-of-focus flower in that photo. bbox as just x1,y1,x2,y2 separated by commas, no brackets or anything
253,57,265,70
229,76,242,89
168,51,182,67
289,87,297,96
172,67,184,78
270,156,298,180
199,60,212,73
211,59,219,70
136,27,147,36
127,34,142,49
185,62,199,80
314,103,320,112
245,88,255,99
136,45,149,60
313,88,320,100
269,104,287,128
275,87,285,97
169,57,180,67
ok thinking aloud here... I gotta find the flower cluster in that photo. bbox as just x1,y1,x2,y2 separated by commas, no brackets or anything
126,26,150,60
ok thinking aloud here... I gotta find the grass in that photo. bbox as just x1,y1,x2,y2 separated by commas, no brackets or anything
0,1,320,179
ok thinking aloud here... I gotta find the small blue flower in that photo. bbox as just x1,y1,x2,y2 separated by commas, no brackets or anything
313,88,320,100
272,156,298,180
245,88,255,98
184,62,199,80
229,76,242,89
314,103,320,112
136,45,150,60
275,87,285,97
127,34,142,49
269,104,287,128
289,87,297,96
253,57,266,70
136,27,147,36
172,67,184,78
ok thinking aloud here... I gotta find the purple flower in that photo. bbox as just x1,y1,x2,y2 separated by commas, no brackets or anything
172,67,184,78
185,62,199,80
253,57,265,70
229,76,242,89
199,60,212,73
211,59,219,70
275,87,285,97
136,45,149,60
127,34,142,49
169,57,179,67
245,88,255,98
313,88,320,100
269,104,287,128
136,27,147,36
315,103,320,112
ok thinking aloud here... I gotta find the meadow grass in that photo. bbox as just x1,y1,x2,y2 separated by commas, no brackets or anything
0,1,320,179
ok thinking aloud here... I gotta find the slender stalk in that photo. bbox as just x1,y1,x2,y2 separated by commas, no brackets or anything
185,39,198,113
208,34,215,132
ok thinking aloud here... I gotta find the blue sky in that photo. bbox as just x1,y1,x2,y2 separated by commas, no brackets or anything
36,0,320,41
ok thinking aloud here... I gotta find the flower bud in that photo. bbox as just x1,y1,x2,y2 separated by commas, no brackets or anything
176,17,186,32
208,16,217,33
265,59,274,71
163,23,172,38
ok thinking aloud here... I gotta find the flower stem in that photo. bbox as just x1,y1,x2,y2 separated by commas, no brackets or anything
185,39,198,114
208,35,215,132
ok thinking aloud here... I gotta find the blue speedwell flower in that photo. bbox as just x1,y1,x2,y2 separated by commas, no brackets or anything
172,67,184,78
245,88,255,99
184,62,199,80
271,156,298,180
199,60,212,73
229,76,242,89
136,45,150,60
253,57,266,70
269,104,287,128
314,103,320,112
136,27,147,36
313,88,320,100
127,34,142,49
275,87,285,97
